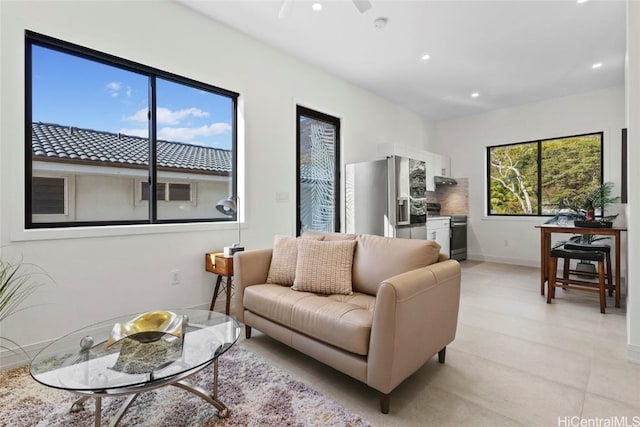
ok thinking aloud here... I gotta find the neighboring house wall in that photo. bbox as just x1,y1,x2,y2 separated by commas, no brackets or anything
0,0,435,366
33,162,231,223
433,85,625,267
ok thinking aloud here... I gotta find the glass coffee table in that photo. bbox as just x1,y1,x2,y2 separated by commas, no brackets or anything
30,309,240,427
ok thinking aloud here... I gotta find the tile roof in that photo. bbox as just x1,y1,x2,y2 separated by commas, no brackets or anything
31,122,232,175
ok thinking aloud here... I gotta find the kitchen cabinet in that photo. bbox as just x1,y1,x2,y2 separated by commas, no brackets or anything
433,153,451,177
425,152,436,192
427,217,451,257
426,153,451,191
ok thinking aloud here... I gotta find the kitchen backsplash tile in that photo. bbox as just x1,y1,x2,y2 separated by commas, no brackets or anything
436,177,469,216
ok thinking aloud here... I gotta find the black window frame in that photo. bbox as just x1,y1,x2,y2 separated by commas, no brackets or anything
486,131,604,217
296,106,341,236
25,31,238,229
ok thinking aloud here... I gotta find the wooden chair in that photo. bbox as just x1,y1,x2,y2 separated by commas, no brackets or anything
547,246,613,313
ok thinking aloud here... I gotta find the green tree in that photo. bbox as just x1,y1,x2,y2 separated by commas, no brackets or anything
489,134,601,215
489,143,538,214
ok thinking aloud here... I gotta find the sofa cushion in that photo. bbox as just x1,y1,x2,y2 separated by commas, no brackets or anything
293,239,356,295
352,234,441,295
301,230,357,241
243,284,374,355
266,234,323,286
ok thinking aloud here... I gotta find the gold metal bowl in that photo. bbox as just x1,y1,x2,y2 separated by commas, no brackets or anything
107,311,183,347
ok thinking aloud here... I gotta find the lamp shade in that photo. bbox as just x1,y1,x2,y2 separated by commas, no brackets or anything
216,197,237,216
216,195,242,249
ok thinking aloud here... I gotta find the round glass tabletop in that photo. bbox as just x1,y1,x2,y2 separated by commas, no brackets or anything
30,309,240,395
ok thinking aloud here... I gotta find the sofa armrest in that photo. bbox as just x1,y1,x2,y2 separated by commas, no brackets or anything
367,259,461,393
233,248,272,322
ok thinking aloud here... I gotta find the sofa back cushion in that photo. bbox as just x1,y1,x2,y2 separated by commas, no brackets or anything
301,230,357,241
352,234,441,295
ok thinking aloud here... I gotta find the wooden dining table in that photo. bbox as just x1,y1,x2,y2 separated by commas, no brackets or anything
536,223,626,308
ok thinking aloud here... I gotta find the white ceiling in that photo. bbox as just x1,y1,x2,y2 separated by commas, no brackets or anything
177,0,626,121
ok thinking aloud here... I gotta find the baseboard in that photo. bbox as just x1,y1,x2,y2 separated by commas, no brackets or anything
627,343,640,364
467,252,539,268
0,339,52,371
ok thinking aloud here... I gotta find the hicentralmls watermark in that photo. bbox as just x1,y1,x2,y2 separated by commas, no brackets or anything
558,416,640,427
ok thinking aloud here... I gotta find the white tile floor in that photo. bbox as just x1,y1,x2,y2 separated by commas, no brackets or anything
235,261,640,426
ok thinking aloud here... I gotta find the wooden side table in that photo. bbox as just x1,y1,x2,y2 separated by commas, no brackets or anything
205,252,234,315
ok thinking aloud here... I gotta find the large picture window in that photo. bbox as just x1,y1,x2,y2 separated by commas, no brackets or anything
487,132,602,216
26,32,238,228
296,106,340,235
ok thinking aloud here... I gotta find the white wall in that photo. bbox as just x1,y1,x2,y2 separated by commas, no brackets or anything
433,86,625,266
0,0,434,367
625,0,640,363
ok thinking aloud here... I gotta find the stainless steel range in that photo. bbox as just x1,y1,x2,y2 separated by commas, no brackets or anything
449,215,467,261
426,203,467,261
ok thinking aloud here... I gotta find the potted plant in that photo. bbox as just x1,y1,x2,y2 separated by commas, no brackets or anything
0,258,48,363
583,181,619,226
546,181,619,228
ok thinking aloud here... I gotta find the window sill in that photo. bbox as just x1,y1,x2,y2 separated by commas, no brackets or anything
481,215,551,223
11,221,245,242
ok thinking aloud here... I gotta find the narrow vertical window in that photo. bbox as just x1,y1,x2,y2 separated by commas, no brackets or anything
296,106,340,235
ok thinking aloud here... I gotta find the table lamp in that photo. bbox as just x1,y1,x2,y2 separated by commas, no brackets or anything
216,195,244,256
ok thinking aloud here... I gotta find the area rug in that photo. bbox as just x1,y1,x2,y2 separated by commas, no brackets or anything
0,345,370,427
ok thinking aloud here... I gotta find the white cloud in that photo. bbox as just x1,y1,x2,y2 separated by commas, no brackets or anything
106,81,122,97
119,127,148,138
156,107,209,125
158,122,231,142
125,109,149,122
125,107,210,125
119,122,230,143
126,86,132,98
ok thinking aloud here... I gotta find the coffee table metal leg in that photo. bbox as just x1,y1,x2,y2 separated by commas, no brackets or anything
172,358,228,418
108,394,139,427
94,396,102,427
173,381,229,418
213,358,218,399
70,395,90,413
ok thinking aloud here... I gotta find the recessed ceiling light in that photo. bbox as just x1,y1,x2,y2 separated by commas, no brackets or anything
471,92,480,98
577,0,589,4
312,3,322,11
592,62,603,69
374,17,388,29
421,54,431,61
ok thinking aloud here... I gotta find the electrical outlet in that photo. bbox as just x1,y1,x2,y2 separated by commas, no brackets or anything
171,270,180,286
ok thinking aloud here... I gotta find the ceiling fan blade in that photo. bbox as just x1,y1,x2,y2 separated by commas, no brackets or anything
352,0,372,13
278,0,293,19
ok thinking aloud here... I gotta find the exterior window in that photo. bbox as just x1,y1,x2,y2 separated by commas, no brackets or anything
487,132,602,216
26,32,237,228
168,183,191,201
296,106,340,235
32,177,65,214
140,182,191,202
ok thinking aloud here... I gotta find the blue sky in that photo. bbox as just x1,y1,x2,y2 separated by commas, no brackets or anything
31,45,233,149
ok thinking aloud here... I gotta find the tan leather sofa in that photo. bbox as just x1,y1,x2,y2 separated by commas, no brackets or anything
234,231,461,413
